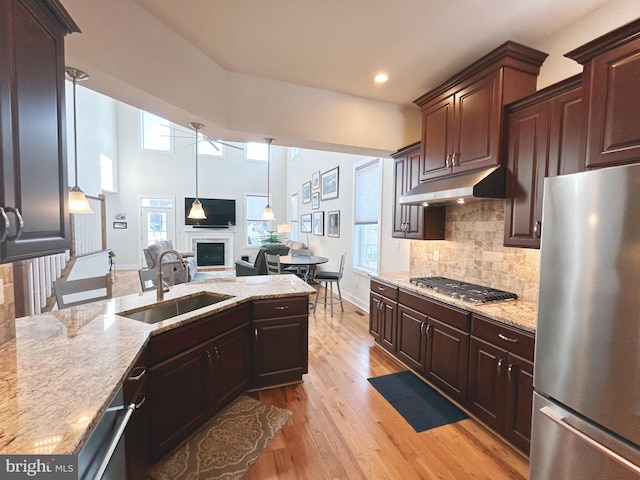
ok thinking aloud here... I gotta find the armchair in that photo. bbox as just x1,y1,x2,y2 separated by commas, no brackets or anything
235,244,290,276
143,240,197,284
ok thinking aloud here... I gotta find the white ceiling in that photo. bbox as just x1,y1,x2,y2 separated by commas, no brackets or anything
133,0,611,106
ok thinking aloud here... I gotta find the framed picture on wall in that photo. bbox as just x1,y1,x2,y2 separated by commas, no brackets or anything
327,210,340,237
312,171,320,190
321,166,339,200
312,192,320,209
300,213,312,234
313,211,324,236
302,181,311,203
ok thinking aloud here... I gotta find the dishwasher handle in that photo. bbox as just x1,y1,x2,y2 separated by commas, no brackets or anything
92,403,136,480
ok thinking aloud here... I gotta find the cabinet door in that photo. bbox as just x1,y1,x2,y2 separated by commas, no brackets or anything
583,37,640,169
548,86,584,176
0,0,71,262
369,293,382,340
392,156,408,237
420,96,454,181
504,101,550,248
396,305,428,373
212,322,251,411
467,337,507,432
453,71,501,174
148,342,212,461
425,317,469,404
379,300,398,354
504,353,534,453
124,353,149,480
252,316,308,389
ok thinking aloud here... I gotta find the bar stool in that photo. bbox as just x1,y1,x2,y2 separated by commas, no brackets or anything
314,253,346,317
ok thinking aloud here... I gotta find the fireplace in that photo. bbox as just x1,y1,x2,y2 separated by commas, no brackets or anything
196,242,225,266
186,230,234,268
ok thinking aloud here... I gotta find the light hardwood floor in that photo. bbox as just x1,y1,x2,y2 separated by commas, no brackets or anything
114,270,529,480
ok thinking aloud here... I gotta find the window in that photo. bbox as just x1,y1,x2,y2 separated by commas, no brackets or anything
198,133,224,157
245,142,268,162
246,194,270,246
353,158,381,274
100,154,115,192
290,192,299,242
140,111,172,152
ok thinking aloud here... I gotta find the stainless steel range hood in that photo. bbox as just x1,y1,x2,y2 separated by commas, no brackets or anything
399,166,506,204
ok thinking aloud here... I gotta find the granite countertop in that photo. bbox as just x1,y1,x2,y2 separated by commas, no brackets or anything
0,275,315,456
372,273,537,334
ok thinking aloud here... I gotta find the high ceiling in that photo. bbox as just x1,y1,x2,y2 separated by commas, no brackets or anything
132,0,611,106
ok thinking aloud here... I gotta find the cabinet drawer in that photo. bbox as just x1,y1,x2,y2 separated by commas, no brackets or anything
399,289,470,332
149,303,250,364
370,279,399,301
471,314,535,361
252,296,309,319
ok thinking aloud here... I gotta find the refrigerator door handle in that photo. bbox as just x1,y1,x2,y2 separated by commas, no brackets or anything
540,406,640,475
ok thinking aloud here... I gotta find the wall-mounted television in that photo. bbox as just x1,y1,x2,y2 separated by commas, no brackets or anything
185,197,236,228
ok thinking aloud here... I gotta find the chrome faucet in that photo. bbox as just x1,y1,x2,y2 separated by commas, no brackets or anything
156,249,186,301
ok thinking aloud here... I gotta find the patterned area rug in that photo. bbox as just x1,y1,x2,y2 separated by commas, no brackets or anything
146,396,292,480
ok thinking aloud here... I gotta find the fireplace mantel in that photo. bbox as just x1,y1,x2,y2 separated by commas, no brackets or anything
185,230,234,268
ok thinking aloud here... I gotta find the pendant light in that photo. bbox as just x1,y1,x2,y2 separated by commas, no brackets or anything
261,138,276,221
187,122,207,219
65,67,94,214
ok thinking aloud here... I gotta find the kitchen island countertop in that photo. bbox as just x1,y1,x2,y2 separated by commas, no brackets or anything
372,272,537,333
0,275,315,456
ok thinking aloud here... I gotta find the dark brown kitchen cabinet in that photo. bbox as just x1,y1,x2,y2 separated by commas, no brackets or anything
251,296,309,389
124,349,150,480
0,0,79,262
212,322,251,410
504,75,583,248
566,18,640,169
397,289,470,404
392,142,446,240
369,279,398,354
414,42,547,182
467,314,535,454
149,341,212,461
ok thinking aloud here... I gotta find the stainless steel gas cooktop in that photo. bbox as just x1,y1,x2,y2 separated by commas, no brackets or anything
409,276,518,304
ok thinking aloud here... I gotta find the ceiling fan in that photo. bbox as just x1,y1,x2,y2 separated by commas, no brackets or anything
162,123,244,151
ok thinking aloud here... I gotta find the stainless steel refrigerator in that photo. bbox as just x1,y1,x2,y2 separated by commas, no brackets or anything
530,163,640,479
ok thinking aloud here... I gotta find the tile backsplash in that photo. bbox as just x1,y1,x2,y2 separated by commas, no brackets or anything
410,199,540,302
0,263,15,345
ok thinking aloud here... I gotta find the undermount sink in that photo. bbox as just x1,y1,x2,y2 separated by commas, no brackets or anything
118,292,233,324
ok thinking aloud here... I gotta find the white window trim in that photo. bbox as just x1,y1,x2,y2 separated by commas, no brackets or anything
139,111,174,154
244,142,269,163
197,134,226,159
351,157,382,277
244,192,271,248
137,194,177,267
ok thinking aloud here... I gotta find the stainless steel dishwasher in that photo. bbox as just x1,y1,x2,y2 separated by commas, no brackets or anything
78,386,137,480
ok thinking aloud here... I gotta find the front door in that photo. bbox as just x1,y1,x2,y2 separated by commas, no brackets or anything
139,196,176,267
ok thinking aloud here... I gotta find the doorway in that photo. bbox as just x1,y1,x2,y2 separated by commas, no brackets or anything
139,196,176,267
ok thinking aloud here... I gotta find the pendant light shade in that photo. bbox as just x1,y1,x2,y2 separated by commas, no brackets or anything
261,138,276,221
187,122,207,219
65,67,94,214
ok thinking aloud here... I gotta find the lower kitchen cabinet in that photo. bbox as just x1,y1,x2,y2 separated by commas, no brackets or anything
369,279,399,354
251,296,309,389
124,350,150,480
213,322,251,409
396,290,470,404
467,314,535,453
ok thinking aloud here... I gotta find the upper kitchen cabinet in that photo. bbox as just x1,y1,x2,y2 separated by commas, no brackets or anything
414,42,548,182
0,0,79,263
566,18,640,169
392,142,445,240
504,75,583,248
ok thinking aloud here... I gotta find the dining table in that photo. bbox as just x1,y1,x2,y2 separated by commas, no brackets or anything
279,254,329,282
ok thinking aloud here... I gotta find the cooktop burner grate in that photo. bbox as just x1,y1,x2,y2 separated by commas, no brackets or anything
409,276,518,304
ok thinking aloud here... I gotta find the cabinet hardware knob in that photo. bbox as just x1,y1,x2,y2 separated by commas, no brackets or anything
498,333,519,343
420,322,426,335
214,346,219,363
452,153,458,166
0,208,10,242
497,358,504,376
534,221,542,238
254,328,259,341
507,364,514,383
4,207,24,241
378,286,385,291
445,155,451,168
275,305,289,310
206,350,212,364
134,394,146,409
426,324,433,338
127,367,146,382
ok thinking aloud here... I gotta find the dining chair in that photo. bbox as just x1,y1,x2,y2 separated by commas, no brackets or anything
284,248,311,280
53,274,113,309
138,268,157,292
313,252,346,317
264,252,284,275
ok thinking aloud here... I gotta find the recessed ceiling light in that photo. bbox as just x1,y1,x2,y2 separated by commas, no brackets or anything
374,73,388,84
